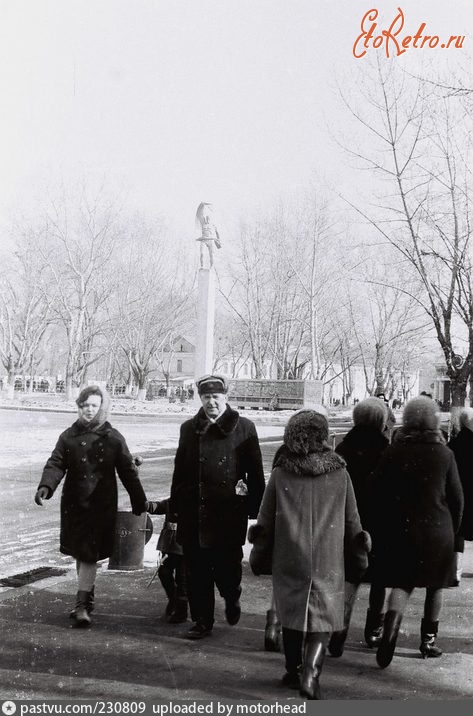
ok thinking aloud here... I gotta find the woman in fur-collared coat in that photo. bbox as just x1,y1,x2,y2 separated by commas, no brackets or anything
249,410,368,700
34,385,147,627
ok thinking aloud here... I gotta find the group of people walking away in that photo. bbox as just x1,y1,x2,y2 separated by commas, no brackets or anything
35,378,470,700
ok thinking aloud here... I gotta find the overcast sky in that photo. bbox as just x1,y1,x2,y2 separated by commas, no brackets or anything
1,0,472,240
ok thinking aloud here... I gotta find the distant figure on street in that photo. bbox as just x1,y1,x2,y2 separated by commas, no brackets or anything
34,385,147,627
249,410,369,700
169,374,265,640
375,392,396,437
147,497,188,623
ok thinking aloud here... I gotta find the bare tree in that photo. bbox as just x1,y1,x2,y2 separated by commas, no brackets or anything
0,250,50,398
15,183,124,399
342,59,473,406
111,220,194,400
220,220,277,378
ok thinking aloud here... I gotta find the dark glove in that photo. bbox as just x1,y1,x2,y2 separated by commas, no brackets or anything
34,486,50,506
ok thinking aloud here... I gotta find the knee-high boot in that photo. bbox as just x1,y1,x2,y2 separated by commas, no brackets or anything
265,609,282,652
299,635,325,700
364,608,385,648
419,619,442,658
328,596,356,658
376,610,402,668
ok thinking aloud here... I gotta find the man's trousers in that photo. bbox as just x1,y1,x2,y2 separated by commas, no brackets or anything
184,543,243,627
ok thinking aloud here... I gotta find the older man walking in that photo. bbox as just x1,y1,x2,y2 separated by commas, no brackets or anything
170,374,265,639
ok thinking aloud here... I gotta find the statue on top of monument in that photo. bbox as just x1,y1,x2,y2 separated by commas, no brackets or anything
195,202,221,268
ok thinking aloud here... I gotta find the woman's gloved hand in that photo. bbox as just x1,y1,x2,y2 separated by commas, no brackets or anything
34,486,50,506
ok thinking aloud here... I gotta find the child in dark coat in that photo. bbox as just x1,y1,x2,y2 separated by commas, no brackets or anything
147,498,188,623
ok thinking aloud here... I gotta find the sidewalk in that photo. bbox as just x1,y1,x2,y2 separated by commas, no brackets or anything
1,544,472,701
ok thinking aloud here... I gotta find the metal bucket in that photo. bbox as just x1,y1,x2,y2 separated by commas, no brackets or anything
108,511,153,571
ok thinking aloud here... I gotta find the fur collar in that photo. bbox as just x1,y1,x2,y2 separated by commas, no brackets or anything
193,405,240,436
273,445,346,476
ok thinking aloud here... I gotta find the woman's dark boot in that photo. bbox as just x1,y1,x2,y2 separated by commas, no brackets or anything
70,591,92,627
364,609,385,648
376,610,402,668
328,628,348,658
419,619,442,659
299,637,325,700
265,609,282,652
281,628,303,690
329,596,356,657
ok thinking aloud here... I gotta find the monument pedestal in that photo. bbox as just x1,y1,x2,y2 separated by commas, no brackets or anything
194,268,216,397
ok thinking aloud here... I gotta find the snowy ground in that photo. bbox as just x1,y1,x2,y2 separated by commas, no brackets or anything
0,404,285,469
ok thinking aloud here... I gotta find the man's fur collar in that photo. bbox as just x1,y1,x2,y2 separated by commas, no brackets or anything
273,445,346,476
193,405,240,436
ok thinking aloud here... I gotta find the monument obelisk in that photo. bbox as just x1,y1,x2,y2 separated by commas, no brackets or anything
194,202,221,381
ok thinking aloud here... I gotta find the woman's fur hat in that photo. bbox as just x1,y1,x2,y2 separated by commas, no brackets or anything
76,385,110,427
283,409,329,455
402,396,439,431
353,397,388,431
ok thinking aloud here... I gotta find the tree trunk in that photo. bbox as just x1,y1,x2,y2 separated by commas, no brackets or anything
450,378,467,408
4,368,15,400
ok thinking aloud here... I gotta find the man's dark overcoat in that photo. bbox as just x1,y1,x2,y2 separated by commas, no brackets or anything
448,427,473,541
38,420,147,562
371,430,464,588
170,405,265,548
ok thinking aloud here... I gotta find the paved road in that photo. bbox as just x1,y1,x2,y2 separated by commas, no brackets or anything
0,408,284,580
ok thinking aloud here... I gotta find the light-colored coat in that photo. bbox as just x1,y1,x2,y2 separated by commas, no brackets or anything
251,448,364,632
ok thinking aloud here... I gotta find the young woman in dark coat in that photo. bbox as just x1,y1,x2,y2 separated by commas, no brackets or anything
448,408,473,580
371,397,463,668
329,397,390,657
34,385,147,627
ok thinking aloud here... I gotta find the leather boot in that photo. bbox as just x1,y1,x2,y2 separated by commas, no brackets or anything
299,637,325,700
328,594,356,657
70,588,95,619
364,608,385,648
328,627,348,658
70,591,92,627
264,609,282,652
376,610,402,668
419,619,442,659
